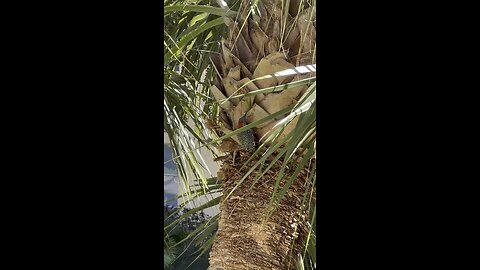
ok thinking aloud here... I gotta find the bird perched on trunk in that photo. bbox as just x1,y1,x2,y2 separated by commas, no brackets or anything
206,114,256,164
237,114,256,153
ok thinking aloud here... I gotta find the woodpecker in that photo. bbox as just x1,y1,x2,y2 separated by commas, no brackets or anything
237,114,256,153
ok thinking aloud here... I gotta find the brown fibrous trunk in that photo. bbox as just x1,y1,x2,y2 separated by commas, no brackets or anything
209,152,315,270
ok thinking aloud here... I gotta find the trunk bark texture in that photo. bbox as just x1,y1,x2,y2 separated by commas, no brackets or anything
209,153,314,269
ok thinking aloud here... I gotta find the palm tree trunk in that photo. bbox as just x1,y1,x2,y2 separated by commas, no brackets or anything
206,0,316,268
209,154,313,270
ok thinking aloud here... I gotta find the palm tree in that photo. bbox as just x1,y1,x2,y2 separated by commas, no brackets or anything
164,0,316,269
